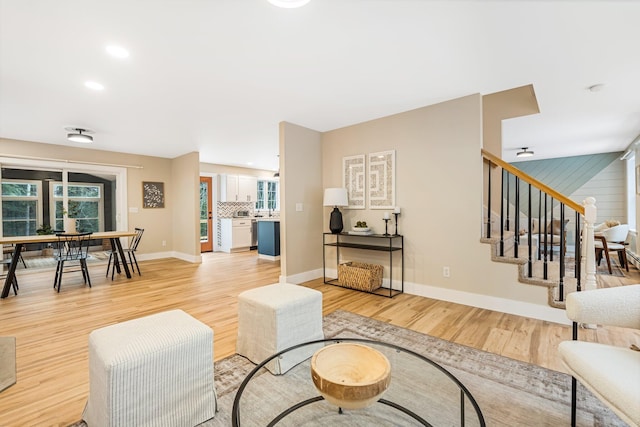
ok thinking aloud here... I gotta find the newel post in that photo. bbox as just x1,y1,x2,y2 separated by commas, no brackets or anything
581,197,597,291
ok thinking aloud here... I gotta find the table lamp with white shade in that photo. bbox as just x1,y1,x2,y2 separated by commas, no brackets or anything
323,188,349,234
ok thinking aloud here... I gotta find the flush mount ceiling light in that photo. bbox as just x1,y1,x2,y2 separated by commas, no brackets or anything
268,0,311,8
516,147,534,158
65,127,94,143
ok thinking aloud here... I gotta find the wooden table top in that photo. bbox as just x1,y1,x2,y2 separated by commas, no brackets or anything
0,230,137,245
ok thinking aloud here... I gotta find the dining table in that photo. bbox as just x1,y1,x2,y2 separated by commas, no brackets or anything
0,230,138,298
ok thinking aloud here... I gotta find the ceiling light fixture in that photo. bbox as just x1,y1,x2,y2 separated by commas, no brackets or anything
84,81,104,91
106,45,130,59
267,0,311,8
516,147,534,158
65,127,94,143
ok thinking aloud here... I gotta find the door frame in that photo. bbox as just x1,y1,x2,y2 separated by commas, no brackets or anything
200,176,213,253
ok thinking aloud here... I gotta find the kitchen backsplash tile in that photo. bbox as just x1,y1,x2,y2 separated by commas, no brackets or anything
217,201,254,218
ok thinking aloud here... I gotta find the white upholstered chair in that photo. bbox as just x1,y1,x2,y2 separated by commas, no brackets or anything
594,224,630,273
558,285,640,427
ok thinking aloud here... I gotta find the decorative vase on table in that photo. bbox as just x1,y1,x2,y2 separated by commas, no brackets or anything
64,218,77,234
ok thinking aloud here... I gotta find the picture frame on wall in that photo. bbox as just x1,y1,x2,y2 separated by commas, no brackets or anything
343,154,366,209
368,150,395,209
142,181,165,208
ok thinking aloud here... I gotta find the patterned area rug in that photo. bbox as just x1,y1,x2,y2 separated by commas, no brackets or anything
70,310,624,426
0,337,16,393
20,251,109,270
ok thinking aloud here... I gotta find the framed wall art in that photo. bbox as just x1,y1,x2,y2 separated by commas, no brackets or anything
368,150,395,209
343,154,365,209
143,181,165,208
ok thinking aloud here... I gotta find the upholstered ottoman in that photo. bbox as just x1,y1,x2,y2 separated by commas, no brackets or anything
236,283,324,374
83,309,217,426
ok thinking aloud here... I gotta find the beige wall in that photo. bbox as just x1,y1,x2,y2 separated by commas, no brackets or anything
280,122,323,280
0,138,196,258
172,152,201,261
199,163,276,180
316,94,549,309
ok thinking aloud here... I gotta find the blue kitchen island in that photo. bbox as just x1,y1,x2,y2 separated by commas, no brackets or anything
257,219,280,260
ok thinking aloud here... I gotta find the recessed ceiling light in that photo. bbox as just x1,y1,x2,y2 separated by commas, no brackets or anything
106,45,129,59
247,162,253,166
516,147,534,158
85,81,104,91
268,0,311,8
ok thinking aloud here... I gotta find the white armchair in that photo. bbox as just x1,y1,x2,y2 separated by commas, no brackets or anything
558,285,640,426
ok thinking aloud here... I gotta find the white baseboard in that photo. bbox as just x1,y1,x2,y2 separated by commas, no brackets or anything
290,267,570,325
283,268,323,285
137,251,202,264
404,281,570,325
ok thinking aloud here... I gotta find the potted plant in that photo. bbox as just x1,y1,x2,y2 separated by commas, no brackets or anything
36,224,55,256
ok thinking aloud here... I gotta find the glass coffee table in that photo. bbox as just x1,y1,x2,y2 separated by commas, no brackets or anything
232,338,486,426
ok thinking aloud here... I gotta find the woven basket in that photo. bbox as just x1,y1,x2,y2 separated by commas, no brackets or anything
338,262,383,292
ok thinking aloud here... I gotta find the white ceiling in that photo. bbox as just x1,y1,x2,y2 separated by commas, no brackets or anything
1,0,638,171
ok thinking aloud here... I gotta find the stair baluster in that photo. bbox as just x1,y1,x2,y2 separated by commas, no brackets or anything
481,149,593,310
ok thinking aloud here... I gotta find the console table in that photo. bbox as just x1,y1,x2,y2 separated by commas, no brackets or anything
322,233,403,298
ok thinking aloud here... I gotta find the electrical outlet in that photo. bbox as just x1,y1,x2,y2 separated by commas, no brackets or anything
162,240,166,247
443,266,450,277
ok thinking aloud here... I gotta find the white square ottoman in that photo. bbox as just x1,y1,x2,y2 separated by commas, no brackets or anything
236,283,324,375
82,309,217,426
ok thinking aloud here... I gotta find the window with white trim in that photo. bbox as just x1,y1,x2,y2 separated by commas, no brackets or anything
50,182,104,232
255,180,279,211
1,180,42,236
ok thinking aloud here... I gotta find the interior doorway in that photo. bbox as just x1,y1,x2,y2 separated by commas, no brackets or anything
200,176,213,253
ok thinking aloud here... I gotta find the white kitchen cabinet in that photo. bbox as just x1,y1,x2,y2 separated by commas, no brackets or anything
238,175,257,202
220,174,257,202
220,218,252,252
220,174,239,202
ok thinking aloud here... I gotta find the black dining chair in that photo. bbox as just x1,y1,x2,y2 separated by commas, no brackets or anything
53,232,93,292
106,228,144,279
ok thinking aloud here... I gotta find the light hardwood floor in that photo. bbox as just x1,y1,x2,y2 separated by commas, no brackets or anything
0,251,638,426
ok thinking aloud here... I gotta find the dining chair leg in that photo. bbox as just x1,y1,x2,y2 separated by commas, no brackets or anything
54,261,62,289
56,260,64,292
111,252,119,280
106,252,113,278
81,259,92,286
603,249,612,274
619,250,629,272
129,252,141,275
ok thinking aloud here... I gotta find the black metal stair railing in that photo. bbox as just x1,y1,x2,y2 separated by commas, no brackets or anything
483,150,585,302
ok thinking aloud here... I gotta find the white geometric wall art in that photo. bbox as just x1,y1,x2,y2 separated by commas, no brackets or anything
368,150,395,209
343,154,366,209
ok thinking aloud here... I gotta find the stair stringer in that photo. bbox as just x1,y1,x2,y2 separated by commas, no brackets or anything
480,233,573,309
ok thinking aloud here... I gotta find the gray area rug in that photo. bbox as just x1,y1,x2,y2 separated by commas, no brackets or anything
0,336,16,393
22,251,109,270
71,310,624,426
